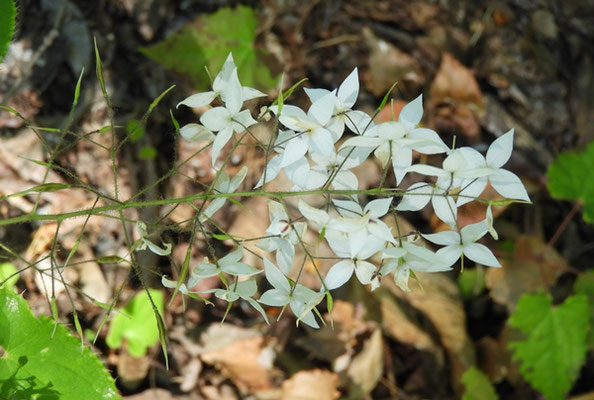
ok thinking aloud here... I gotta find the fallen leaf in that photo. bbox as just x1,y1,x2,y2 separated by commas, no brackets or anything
384,272,475,394
281,369,340,400
199,324,273,392
347,326,384,395
485,235,564,311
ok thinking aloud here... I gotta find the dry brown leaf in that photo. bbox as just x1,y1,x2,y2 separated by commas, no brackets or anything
199,324,273,392
378,291,443,364
347,327,384,395
281,369,340,400
431,52,483,106
363,27,424,97
485,235,564,311
384,272,475,394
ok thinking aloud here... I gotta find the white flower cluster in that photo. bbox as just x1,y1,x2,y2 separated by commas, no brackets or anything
155,53,530,328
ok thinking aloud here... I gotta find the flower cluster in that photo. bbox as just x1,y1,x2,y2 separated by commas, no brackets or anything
156,53,530,328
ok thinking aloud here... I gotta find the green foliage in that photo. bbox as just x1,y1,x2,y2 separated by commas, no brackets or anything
508,293,590,400
0,288,120,399
547,141,594,222
105,289,164,358
0,0,16,61
458,267,485,300
138,146,157,160
140,6,277,91
574,270,594,348
0,262,18,289
461,367,498,400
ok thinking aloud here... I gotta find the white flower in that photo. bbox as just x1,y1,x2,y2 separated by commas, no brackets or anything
257,200,307,274
396,181,458,228
341,95,449,184
190,246,261,279
177,53,265,109
258,258,321,328
422,219,501,268
379,241,451,291
201,166,247,222
199,279,269,324
323,233,384,290
270,92,337,159
136,221,172,256
304,68,372,137
179,123,215,142
456,129,531,203
329,197,396,257
199,68,258,165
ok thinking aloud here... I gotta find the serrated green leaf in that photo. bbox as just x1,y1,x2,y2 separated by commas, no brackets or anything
508,293,590,400
0,262,18,289
105,289,163,358
0,0,16,61
547,142,594,222
574,270,594,348
139,6,278,91
462,367,498,400
0,289,120,399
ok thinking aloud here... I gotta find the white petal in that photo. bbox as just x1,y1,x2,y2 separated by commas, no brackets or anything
309,128,335,156
324,260,354,290
211,127,233,165
223,262,260,276
201,107,231,132
435,245,462,267
284,157,310,188
229,166,248,192
432,194,458,228
232,109,257,131
408,128,449,154
457,177,487,206
298,200,329,228
242,86,266,101
332,170,359,191
365,197,392,218
263,258,291,292
344,110,373,135
354,261,376,285
255,155,282,188
340,135,383,149
280,134,309,167
377,121,406,140
179,123,214,142
393,266,411,291
177,91,216,108
337,68,359,109
463,243,501,267
422,230,460,246
489,169,530,201
222,68,243,114
487,129,514,169
309,92,336,125
460,219,488,243
391,145,413,185
304,87,330,103
333,199,363,217
396,182,432,211
276,240,295,275
406,164,447,177
368,220,395,244
399,94,423,132
382,247,407,259
259,289,290,306
374,143,391,167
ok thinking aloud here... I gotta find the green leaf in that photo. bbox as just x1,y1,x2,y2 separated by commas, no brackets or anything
138,146,157,160
0,288,120,399
508,293,590,400
105,289,164,358
462,367,498,400
139,6,278,91
0,262,18,289
126,119,144,142
0,0,16,61
574,270,594,348
547,142,594,222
